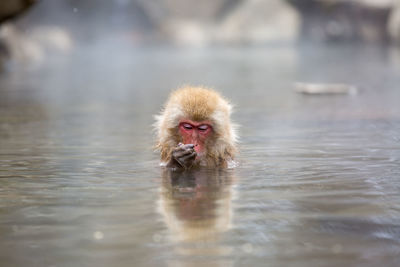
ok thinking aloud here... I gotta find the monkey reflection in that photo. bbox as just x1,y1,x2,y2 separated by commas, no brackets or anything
158,168,235,266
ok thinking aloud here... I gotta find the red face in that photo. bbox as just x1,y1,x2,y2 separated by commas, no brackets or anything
179,119,213,154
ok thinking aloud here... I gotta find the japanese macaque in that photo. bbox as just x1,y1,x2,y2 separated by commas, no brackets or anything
154,86,237,170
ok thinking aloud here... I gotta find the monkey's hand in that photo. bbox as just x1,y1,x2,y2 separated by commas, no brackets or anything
167,143,197,170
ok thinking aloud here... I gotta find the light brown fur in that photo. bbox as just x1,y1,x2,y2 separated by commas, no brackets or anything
154,86,237,168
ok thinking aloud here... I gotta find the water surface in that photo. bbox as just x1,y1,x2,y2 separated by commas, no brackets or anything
1,43,400,266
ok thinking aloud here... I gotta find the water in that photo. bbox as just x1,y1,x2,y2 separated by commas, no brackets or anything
1,43,400,267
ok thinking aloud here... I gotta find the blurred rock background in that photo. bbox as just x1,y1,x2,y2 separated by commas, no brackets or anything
1,0,400,66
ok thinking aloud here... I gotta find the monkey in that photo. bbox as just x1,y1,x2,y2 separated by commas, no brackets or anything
154,86,237,170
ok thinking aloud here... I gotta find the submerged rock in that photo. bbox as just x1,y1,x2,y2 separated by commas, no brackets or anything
294,82,358,95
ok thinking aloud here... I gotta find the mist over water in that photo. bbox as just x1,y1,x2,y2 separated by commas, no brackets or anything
1,14,400,267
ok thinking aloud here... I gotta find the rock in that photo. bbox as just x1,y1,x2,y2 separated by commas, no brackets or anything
139,0,299,45
388,1,400,43
287,0,394,43
0,0,36,24
0,23,72,67
216,0,300,44
0,0,37,67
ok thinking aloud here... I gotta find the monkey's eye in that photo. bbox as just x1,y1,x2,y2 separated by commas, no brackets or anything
182,123,193,130
197,125,209,131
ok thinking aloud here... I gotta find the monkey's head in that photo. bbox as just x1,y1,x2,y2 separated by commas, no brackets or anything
155,86,237,167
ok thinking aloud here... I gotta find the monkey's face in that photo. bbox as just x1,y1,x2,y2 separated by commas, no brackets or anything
178,120,213,155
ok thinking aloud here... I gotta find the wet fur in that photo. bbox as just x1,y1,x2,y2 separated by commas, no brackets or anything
154,86,237,168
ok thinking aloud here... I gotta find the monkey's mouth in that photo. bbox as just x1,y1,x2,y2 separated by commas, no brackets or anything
193,144,201,153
